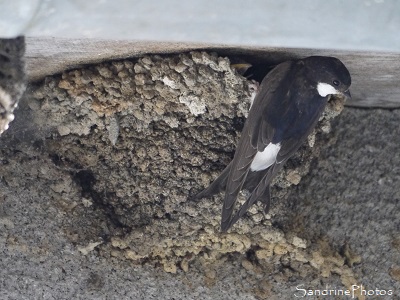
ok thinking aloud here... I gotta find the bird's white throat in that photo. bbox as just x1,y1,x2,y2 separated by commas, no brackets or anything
250,143,281,172
317,82,340,97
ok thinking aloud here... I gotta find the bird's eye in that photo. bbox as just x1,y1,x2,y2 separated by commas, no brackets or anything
333,80,340,86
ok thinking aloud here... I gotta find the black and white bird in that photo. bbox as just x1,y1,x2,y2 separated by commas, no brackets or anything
194,56,351,232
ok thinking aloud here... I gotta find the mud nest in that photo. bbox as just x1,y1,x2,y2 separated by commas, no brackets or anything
4,51,352,277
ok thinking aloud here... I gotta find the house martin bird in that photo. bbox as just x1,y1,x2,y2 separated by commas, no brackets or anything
194,56,351,232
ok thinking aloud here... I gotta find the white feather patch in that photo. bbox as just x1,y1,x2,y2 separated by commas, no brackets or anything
250,143,281,171
317,82,339,97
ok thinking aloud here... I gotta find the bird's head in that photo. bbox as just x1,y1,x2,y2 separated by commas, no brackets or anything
303,56,352,101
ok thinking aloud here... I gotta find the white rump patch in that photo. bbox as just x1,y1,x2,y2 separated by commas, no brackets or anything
317,82,339,97
250,143,281,171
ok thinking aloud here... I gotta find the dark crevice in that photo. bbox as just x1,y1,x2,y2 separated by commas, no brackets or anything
0,54,11,63
70,168,132,233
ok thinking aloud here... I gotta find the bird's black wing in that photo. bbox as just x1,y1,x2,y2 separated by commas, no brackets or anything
226,163,282,229
193,161,232,200
226,93,330,230
220,61,294,232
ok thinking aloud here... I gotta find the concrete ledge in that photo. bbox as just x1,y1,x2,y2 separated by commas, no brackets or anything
25,37,400,108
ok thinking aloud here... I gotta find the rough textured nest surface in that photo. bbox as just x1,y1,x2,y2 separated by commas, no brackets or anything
3,52,358,289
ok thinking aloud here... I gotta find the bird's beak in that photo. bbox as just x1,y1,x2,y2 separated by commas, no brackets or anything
231,63,252,76
342,90,352,101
